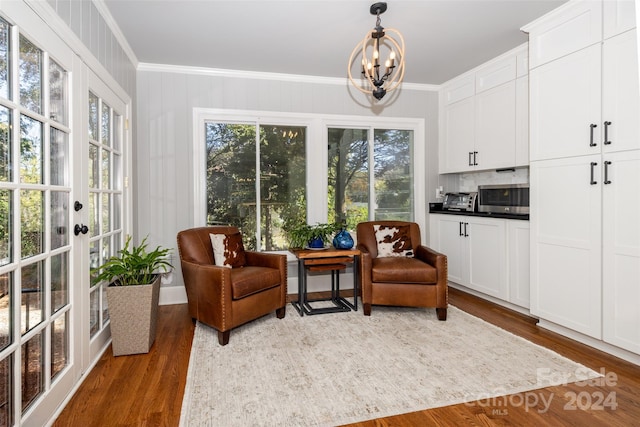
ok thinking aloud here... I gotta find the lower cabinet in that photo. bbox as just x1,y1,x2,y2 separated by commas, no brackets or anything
429,214,529,307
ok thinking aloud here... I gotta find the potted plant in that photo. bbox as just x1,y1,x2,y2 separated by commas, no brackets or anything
285,222,340,249
92,235,172,356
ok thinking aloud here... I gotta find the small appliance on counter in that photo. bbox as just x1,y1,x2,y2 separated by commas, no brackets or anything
477,184,529,215
442,192,478,212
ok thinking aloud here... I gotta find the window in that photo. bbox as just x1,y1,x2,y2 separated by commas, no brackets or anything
205,122,306,251
328,127,414,229
195,110,425,251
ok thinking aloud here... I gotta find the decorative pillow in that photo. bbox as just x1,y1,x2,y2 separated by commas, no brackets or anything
373,224,414,258
209,232,247,268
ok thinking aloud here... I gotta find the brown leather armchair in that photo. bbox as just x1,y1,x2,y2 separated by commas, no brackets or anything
177,226,287,345
356,221,448,320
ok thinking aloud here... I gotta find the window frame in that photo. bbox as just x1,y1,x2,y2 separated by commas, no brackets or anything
193,109,426,248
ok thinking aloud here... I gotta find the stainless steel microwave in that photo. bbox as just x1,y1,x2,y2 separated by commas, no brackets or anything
477,184,529,215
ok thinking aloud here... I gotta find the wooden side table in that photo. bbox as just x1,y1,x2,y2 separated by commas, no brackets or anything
290,247,360,316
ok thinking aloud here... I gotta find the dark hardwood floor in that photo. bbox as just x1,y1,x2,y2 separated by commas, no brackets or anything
54,288,640,426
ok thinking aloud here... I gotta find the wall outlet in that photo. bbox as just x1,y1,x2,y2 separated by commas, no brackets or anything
435,186,444,198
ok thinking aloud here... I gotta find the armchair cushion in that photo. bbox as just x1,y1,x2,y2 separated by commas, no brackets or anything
372,257,437,284
373,224,414,257
231,266,281,299
210,232,247,268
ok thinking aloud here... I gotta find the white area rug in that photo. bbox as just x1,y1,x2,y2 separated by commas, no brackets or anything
180,305,598,426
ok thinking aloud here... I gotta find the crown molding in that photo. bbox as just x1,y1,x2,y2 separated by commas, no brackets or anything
137,62,440,92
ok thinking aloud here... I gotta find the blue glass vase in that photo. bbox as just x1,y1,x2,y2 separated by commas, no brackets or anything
333,229,354,249
308,237,324,248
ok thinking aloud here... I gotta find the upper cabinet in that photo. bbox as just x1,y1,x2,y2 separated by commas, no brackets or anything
439,45,527,174
525,0,639,162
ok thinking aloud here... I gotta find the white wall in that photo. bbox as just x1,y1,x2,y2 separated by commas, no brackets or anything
135,67,439,300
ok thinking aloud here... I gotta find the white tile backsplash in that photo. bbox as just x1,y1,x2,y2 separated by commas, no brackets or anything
458,167,529,192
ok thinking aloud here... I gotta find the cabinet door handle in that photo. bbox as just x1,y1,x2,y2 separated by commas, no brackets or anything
603,121,612,145
468,152,473,166
464,222,469,237
604,160,612,184
459,222,463,236
473,151,478,166
589,124,598,147
590,161,598,185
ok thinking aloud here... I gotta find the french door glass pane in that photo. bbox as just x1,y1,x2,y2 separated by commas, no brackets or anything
50,128,68,186
328,128,369,229
0,190,10,266
88,92,98,141
21,261,43,335
101,149,110,189
0,355,12,426
51,252,68,313
101,102,110,146
21,190,43,258
51,313,68,381
21,331,43,411
51,191,68,250
49,59,67,125
89,290,99,337
89,192,98,238
20,115,43,184
373,129,413,221
0,18,9,99
0,272,11,350
18,35,42,114
0,106,10,182
102,194,110,232
89,144,98,188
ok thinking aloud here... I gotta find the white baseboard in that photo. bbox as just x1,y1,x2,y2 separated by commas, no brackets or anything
159,285,188,305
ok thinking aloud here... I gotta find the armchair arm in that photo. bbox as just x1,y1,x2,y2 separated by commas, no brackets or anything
180,260,233,330
415,245,448,306
357,243,373,304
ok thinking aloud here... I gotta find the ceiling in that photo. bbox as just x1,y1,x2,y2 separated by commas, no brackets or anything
103,0,567,86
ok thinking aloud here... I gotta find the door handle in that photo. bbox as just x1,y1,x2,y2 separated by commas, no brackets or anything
468,152,473,166
464,222,469,237
590,162,598,185
459,222,463,236
590,124,597,147
604,160,612,184
74,201,83,211
74,224,89,236
603,121,612,145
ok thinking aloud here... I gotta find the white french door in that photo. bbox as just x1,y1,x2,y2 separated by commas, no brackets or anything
80,70,127,364
0,3,130,425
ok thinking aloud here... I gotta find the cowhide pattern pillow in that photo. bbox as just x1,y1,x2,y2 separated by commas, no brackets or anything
373,224,414,258
209,232,247,268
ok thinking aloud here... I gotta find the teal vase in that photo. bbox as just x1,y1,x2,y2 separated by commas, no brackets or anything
333,229,354,249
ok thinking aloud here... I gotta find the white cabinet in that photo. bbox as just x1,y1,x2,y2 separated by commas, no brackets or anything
475,81,516,170
442,97,475,173
429,214,510,301
515,76,529,167
530,156,603,338
527,0,640,354
508,220,530,308
602,29,640,153
602,150,640,354
439,44,526,173
529,43,602,161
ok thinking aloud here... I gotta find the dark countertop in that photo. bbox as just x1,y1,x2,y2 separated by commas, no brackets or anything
429,208,529,221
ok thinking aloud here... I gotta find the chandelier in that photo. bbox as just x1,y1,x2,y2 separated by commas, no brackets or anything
348,2,406,101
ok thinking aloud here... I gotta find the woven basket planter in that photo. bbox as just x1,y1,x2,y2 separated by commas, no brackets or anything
106,275,161,356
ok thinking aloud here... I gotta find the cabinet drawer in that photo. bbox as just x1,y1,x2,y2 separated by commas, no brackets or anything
524,0,602,69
